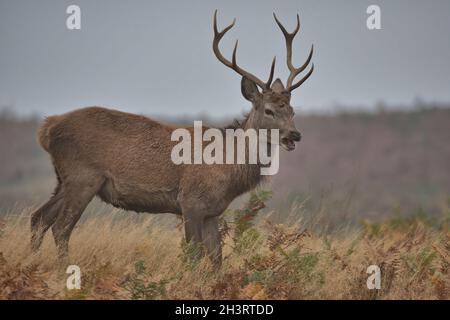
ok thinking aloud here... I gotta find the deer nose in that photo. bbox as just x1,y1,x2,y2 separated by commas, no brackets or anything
289,130,302,142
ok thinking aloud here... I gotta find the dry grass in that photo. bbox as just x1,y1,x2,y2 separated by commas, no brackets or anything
0,194,449,300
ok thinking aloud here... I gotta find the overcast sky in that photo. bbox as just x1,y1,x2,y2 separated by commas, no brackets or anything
1,0,450,118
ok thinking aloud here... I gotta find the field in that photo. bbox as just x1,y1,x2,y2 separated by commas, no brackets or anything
0,106,449,299
0,189,449,300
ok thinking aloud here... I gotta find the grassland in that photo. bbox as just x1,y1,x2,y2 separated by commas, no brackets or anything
0,190,449,300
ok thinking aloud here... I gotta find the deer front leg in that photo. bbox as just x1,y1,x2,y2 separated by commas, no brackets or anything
203,216,222,267
179,190,226,267
182,212,205,264
183,214,203,243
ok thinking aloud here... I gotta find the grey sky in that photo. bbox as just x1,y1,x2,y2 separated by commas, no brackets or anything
1,0,450,118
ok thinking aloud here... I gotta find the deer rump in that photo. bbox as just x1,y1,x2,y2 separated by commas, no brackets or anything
39,106,183,214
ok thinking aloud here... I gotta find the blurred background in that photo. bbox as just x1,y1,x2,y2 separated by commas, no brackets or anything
1,0,449,223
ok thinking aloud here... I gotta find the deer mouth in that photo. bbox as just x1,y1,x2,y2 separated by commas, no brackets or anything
281,137,296,151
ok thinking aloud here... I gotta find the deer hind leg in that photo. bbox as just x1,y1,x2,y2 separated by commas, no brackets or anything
51,174,104,260
30,184,64,252
203,216,222,267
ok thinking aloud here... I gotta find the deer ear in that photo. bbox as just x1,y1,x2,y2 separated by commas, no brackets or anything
271,78,285,93
241,77,261,102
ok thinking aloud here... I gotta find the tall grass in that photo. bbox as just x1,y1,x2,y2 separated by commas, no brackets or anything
0,191,449,300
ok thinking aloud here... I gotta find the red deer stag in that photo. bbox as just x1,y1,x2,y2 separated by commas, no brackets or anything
31,11,314,265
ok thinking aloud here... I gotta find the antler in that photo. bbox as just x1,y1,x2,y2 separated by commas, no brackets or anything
273,13,314,92
213,10,276,91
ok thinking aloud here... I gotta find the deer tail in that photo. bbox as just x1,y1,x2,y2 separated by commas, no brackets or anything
38,116,59,152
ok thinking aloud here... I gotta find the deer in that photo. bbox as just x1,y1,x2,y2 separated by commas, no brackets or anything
30,10,314,266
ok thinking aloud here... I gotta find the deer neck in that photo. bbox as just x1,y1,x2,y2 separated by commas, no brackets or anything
228,108,268,195
242,108,260,131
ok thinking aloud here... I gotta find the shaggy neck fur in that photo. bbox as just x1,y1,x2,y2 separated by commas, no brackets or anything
221,107,269,196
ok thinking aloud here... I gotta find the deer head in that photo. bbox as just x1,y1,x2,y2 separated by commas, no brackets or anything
213,10,314,151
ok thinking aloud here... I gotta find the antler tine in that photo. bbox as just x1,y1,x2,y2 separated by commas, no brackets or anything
287,44,314,89
213,10,276,90
273,14,300,40
273,13,314,92
289,63,314,92
273,13,299,71
266,56,276,88
232,40,239,67
213,9,235,40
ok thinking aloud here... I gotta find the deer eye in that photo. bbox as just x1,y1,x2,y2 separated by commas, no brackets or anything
264,109,275,117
